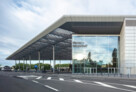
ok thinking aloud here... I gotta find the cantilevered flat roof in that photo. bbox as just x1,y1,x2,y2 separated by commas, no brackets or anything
6,15,136,60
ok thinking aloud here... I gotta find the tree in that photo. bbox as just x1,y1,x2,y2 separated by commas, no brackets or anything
88,52,91,61
88,52,94,67
112,48,118,67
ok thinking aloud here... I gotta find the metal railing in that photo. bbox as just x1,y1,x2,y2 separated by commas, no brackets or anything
73,67,136,78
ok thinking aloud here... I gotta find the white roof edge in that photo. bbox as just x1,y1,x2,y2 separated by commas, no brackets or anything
6,15,136,60
6,16,66,60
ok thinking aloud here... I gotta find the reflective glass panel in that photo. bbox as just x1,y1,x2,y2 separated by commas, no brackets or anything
72,35,119,73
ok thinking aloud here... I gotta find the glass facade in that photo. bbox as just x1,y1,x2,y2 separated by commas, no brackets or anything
72,35,120,74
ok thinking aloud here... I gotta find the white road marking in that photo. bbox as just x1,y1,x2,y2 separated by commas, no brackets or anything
74,79,83,83
94,81,116,88
94,81,136,92
44,85,59,91
47,77,52,80
32,80,39,83
17,76,28,79
124,85,136,89
36,76,42,79
36,78,135,92
32,80,59,91
17,75,40,80
59,78,64,81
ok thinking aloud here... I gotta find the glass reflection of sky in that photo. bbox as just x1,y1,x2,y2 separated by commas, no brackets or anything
72,35,119,64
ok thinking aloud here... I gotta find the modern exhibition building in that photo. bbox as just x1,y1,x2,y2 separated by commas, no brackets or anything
7,15,136,75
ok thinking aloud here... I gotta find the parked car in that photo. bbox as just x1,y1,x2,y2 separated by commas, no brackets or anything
0,66,2,71
2,66,11,71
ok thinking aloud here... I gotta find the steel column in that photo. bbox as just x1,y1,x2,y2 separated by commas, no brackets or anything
59,60,61,72
114,68,115,74
38,51,41,71
29,55,31,70
108,67,109,74
43,60,44,64
84,60,85,73
90,68,92,74
23,58,25,71
15,60,16,71
19,60,20,71
26,59,27,72
53,45,55,73
50,59,51,70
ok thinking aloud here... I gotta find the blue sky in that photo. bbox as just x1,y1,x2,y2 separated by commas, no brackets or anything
0,0,136,66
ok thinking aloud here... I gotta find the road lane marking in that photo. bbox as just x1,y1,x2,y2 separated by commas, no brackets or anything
94,81,136,92
39,79,136,92
44,85,59,91
94,81,116,88
59,78,64,81
17,76,28,80
99,81,136,87
98,81,136,89
32,80,39,83
124,85,136,89
17,75,39,80
36,76,42,79
19,75,38,77
32,80,59,91
47,77,52,80
74,79,83,83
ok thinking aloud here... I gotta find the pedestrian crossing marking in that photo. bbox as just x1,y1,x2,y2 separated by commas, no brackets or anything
59,78,64,81
123,85,136,89
36,76,42,79
32,80,39,83
74,79,83,83
47,77,52,80
94,81,116,88
44,85,59,91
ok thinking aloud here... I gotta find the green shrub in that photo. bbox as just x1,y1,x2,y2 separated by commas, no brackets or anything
55,64,70,69
13,63,51,70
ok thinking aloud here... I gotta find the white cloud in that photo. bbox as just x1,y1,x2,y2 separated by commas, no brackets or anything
0,36,24,47
0,49,11,55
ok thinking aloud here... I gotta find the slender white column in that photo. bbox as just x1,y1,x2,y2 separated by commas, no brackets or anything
60,60,61,64
19,60,20,71
108,67,109,74
29,55,31,70
38,51,41,71
26,59,27,72
43,60,44,64
53,45,55,73
59,60,61,72
114,68,115,74
50,59,51,69
96,63,97,74
23,58,25,71
15,60,16,71
90,68,92,74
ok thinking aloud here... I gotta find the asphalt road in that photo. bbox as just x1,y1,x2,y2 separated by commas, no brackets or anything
0,72,136,92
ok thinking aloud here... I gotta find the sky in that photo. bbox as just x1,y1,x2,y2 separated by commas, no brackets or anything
0,0,136,66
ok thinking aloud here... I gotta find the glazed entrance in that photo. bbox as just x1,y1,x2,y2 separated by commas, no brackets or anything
72,35,120,74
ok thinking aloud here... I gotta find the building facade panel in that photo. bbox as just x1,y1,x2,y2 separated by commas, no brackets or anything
122,18,136,74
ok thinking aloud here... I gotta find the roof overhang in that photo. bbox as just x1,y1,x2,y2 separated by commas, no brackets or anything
6,15,136,60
